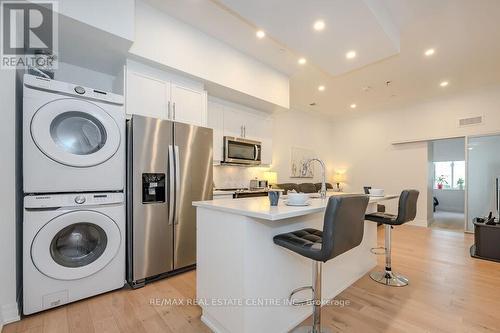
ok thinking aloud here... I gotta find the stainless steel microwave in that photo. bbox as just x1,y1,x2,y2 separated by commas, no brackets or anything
223,136,261,165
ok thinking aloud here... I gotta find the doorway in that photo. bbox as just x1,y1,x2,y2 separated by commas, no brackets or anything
428,138,466,231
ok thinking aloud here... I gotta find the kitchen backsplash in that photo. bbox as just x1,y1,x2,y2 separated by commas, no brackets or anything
213,165,271,189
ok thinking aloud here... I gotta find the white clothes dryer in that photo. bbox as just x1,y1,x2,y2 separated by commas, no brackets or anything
23,74,125,193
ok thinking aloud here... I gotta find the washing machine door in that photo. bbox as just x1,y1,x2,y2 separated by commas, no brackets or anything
30,98,121,167
31,210,121,280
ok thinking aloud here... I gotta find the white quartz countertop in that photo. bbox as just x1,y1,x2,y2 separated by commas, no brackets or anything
193,193,398,221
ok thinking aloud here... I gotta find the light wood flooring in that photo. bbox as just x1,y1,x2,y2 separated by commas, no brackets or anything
4,225,500,333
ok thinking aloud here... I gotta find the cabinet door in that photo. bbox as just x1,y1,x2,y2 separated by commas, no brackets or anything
171,84,206,126
223,106,245,138
126,71,170,119
207,101,225,163
245,113,273,165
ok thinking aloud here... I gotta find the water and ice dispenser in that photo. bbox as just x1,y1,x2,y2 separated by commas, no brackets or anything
142,173,166,203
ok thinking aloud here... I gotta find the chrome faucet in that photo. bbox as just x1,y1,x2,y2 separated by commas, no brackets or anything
306,158,327,199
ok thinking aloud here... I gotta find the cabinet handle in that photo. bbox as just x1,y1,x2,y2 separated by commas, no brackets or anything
173,102,176,120
167,101,171,119
240,125,243,138
244,126,246,138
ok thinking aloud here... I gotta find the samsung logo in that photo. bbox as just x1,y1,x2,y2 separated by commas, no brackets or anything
35,196,51,200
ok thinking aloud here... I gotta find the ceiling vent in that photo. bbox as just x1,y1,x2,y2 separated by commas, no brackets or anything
458,115,483,127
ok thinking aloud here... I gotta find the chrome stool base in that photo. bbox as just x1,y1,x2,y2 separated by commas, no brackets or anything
370,270,408,287
291,325,333,333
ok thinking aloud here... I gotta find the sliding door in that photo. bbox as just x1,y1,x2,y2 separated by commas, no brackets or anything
467,134,500,231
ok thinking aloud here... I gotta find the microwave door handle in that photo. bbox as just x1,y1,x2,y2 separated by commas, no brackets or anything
168,145,175,225
254,145,259,160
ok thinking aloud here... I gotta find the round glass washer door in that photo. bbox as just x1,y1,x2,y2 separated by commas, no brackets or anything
30,98,121,167
31,210,121,280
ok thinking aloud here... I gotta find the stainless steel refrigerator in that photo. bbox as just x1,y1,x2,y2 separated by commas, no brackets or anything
126,115,213,288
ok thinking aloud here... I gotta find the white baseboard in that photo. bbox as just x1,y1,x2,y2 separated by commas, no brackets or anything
408,218,428,227
1,302,20,328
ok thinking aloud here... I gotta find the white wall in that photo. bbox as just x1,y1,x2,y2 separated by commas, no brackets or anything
272,110,334,184
330,84,500,226
54,62,118,93
0,69,20,328
57,0,135,41
130,0,289,109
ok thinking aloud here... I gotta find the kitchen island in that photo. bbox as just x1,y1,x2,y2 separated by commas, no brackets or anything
193,193,398,333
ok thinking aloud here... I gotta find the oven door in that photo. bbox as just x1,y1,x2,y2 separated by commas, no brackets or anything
224,137,261,165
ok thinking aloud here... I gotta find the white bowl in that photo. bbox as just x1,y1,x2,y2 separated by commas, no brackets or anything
369,188,385,197
287,193,310,204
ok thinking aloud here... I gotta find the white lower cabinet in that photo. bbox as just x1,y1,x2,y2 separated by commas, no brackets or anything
207,98,273,165
125,60,207,126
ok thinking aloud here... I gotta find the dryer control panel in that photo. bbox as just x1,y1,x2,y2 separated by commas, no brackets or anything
24,192,124,209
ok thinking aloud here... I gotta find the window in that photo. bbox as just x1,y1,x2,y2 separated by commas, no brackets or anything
434,161,465,189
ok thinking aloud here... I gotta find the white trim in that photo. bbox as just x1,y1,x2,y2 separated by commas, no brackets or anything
1,302,20,327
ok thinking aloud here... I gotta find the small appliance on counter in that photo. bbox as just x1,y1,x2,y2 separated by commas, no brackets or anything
250,179,268,190
471,212,500,263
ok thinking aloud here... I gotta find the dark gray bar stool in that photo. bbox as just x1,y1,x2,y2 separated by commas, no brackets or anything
365,190,419,287
273,195,369,333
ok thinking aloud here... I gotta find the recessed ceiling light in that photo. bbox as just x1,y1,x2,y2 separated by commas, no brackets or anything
350,104,357,109
318,85,325,92
440,81,449,87
256,30,266,39
346,51,357,59
298,57,307,65
425,48,435,56
313,20,325,31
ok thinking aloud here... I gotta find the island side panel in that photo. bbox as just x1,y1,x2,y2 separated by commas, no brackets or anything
242,204,378,333
196,207,246,333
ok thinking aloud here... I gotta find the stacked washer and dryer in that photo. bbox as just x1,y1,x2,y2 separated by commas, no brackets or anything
22,74,126,315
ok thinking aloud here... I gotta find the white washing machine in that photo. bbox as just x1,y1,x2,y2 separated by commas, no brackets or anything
23,192,125,315
23,74,125,193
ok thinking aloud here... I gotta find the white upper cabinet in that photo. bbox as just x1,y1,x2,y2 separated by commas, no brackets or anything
171,84,207,127
125,60,207,127
126,71,170,119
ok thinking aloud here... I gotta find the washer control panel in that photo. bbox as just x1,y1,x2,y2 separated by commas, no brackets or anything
74,195,86,204
25,192,124,209
23,74,124,105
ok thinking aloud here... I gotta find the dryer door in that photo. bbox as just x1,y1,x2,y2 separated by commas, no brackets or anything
31,210,121,280
30,98,121,167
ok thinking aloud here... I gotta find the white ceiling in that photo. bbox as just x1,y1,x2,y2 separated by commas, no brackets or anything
145,0,500,117
218,0,400,76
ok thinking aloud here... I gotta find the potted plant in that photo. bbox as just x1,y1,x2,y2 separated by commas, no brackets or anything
457,178,465,190
436,175,448,189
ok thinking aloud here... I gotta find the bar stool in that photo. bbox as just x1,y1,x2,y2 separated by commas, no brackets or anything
365,189,419,287
273,195,369,333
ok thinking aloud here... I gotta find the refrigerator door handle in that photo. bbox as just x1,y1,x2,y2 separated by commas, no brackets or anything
174,145,181,225
168,145,175,225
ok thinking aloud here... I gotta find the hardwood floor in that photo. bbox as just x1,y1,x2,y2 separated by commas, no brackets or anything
5,225,500,333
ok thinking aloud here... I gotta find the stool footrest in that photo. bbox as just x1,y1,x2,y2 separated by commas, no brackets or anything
289,286,313,306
